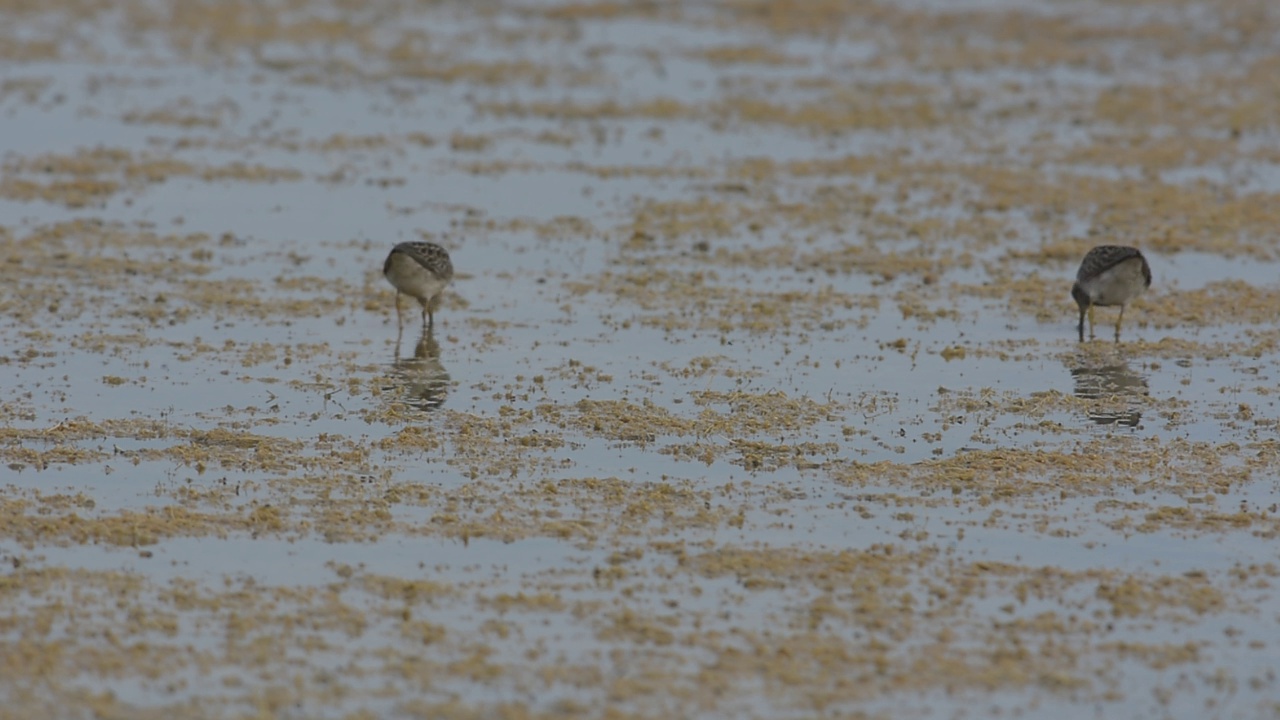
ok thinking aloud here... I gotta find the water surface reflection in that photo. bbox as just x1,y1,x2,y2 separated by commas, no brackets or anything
1069,358,1149,428
386,329,450,412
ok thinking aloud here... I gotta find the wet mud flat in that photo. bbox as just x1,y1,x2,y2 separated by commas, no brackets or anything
3,1,1280,718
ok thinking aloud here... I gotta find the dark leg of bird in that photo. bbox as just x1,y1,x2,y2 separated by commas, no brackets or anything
1114,305,1126,342
1077,305,1087,342
426,295,440,332
419,302,429,331
394,292,405,336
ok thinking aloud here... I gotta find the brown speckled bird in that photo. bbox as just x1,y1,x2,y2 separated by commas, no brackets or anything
1071,245,1151,342
383,241,454,333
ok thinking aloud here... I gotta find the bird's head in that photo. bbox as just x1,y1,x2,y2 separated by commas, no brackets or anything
1071,282,1090,310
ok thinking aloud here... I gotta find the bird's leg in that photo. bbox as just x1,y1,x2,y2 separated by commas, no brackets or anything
419,301,428,331
395,296,407,350
1087,304,1096,341
427,294,441,332
1114,305,1126,342
1077,306,1087,342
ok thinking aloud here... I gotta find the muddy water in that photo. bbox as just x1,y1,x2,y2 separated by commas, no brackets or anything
3,1,1280,718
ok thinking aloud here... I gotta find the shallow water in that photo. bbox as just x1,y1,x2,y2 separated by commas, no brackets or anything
4,1,1280,719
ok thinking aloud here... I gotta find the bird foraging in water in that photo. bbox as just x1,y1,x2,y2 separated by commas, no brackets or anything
1071,245,1151,342
383,241,454,334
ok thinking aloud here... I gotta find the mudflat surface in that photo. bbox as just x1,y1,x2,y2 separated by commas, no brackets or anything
2,1,1280,718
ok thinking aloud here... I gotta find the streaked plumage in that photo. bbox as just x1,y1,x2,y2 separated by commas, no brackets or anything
383,241,454,333
1071,245,1151,342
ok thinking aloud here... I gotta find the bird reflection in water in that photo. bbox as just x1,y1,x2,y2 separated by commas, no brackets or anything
386,329,450,412
1069,357,1149,427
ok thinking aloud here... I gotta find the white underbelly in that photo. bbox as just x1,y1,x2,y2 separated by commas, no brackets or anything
1084,259,1147,306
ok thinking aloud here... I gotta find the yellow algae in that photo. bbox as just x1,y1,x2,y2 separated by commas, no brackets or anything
695,44,805,67
1,0,1279,717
